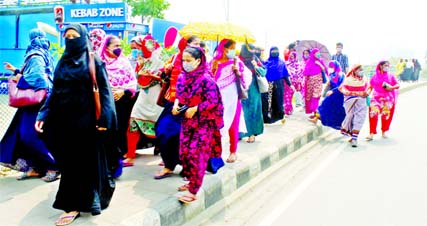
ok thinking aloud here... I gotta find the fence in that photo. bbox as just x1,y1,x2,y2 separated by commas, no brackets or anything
0,73,16,138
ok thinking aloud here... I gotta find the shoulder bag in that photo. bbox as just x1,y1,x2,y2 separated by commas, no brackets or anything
8,54,48,108
89,51,101,120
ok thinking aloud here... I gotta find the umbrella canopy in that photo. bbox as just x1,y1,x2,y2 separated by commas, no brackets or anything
179,21,256,43
295,40,331,63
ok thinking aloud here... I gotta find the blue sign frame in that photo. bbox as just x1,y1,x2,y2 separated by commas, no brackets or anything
63,2,127,23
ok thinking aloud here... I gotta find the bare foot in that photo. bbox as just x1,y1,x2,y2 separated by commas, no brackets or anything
382,133,388,139
226,153,237,163
365,134,374,141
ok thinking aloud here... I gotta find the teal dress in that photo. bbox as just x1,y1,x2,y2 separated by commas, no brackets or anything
240,69,264,138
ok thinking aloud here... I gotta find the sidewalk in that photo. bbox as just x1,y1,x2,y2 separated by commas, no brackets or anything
0,81,425,226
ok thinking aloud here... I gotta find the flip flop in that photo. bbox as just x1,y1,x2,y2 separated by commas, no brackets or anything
178,194,197,204
55,211,80,226
178,184,189,191
123,161,134,167
16,169,40,180
154,171,173,180
41,171,60,182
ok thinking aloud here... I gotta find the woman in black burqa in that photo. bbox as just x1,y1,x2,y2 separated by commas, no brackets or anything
35,23,120,225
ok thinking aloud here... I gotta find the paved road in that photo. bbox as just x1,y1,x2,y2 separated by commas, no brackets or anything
204,85,427,226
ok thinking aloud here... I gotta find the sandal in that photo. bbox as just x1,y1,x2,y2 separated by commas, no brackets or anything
154,170,173,180
178,193,197,204
246,135,255,143
178,184,189,191
123,158,134,167
41,171,60,182
365,135,374,141
55,211,80,226
16,168,40,180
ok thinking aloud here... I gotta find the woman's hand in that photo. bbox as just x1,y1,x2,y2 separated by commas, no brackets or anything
185,106,198,119
12,73,22,82
326,90,333,96
172,103,180,115
3,62,16,72
35,121,44,133
315,61,325,71
112,88,125,101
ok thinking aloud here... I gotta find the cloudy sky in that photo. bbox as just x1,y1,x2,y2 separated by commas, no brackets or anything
164,0,426,65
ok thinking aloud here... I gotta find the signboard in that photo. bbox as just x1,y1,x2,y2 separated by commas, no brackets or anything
62,3,127,23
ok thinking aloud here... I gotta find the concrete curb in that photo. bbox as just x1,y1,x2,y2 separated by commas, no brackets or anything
135,82,426,226
134,125,326,226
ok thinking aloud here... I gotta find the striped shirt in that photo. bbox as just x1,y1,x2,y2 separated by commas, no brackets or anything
332,53,349,73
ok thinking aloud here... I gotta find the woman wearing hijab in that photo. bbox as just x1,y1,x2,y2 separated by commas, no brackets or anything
89,28,106,52
153,36,200,178
309,60,346,130
174,46,224,203
303,48,328,118
339,64,370,147
366,60,400,140
124,35,164,166
1,28,59,182
98,35,137,165
263,46,294,124
211,39,251,163
238,43,265,143
35,23,119,225
284,51,304,114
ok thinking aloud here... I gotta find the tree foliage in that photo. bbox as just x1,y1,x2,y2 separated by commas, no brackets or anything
124,0,171,24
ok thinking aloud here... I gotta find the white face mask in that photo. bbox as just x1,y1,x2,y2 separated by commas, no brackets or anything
328,68,335,74
183,60,200,72
382,66,389,72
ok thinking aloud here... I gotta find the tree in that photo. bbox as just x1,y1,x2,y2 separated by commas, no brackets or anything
124,0,171,24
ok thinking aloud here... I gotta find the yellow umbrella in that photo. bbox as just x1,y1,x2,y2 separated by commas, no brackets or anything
179,21,256,43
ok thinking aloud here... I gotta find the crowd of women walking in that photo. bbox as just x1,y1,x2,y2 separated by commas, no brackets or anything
0,23,401,225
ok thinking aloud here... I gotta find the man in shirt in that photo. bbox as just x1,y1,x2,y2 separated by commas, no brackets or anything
331,42,349,74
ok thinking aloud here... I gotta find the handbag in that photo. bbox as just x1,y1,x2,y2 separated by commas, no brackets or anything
8,78,47,108
156,71,170,107
8,56,48,108
206,157,225,174
88,51,101,120
256,75,269,93
233,58,248,100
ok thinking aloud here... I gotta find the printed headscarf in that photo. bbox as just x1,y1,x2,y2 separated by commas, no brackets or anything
286,51,304,88
25,28,54,76
328,60,344,86
89,28,106,52
302,48,327,76
140,34,160,58
98,34,137,92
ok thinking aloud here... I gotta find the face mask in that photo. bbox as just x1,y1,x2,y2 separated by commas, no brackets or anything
303,54,309,59
183,60,199,72
382,66,389,72
336,47,343,52
131,49,141,59
226,49,236,59
65,37,85,55
357,70,364,77
315,53,321,58
328,68,335,74
112,48,122,57
271,52,279,57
